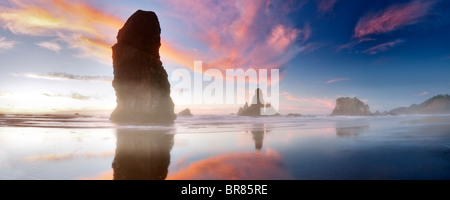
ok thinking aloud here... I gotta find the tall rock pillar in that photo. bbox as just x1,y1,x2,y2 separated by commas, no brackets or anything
111,10,176,124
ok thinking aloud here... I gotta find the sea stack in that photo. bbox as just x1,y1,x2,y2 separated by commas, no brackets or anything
237,88,279,116
110,10,176,124
331,97,371,116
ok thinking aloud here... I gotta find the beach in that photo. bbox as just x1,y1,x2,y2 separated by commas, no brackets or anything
1,114,449,180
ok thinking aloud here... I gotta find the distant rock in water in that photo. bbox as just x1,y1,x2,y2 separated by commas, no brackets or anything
110,10,176,124
237,88,279,116
177,108,193,117
373,110,390,116
390,94,450,115
286,113,302,117
331,97,371,116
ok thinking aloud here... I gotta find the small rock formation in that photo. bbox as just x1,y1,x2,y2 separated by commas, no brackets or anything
237,88,279,116
286,113,302,117
373,110,390,116
177,108,193,117
331,97,371,116
110,10,176,124
390,94,450,115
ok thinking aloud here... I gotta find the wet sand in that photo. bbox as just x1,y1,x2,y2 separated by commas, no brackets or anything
1,114,450,180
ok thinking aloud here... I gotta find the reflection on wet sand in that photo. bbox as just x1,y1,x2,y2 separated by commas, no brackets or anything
250,124,268,151
252,130,264,150
165,124,289,180
335,125,369,137
112,129,173,180
167,150,291,180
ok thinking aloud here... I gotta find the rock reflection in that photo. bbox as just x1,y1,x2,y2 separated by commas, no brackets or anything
112,129,173,180
250,124,269,151
335,125,369,137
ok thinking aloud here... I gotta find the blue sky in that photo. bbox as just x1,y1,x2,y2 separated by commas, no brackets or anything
0,0,449,114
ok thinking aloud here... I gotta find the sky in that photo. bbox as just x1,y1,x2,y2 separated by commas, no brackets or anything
0,0,449,115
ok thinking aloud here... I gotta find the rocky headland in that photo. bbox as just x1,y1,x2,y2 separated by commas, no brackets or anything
390,94,450,115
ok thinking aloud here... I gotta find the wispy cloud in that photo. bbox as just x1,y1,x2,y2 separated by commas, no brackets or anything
0,36,16,49
414,91,428,96
325,78,350,84
0,89,13,96
19,72,113,83
0,0,123,64
36,41,61,52
43,92,96,100
315,0,338,14
336,38,377,53
354,0,436,39
281,92,335,114
362,39,405,55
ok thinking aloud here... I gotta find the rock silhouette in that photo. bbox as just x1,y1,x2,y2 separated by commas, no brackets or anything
237,88,279,116
110,10,176,124
331,97,371,116
177,108,193,117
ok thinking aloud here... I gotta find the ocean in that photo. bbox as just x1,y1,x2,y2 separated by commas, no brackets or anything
1,114,450,180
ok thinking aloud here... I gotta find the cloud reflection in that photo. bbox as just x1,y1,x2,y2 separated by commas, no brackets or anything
167,149,291,180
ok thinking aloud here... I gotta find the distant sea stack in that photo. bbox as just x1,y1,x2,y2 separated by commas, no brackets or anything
110,10,176,124
390,94,450,115
331,97,371,116
286,113,302,117
237,88,279,116
177,108,193,117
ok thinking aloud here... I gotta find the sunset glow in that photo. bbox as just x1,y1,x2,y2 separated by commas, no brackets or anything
1,0,450,115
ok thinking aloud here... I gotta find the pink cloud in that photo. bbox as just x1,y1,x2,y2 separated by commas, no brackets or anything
414,91,428,96
325,78,350,84
162,0,308,71
354,0,436,39
0,0,124,64
362,39,404,55
316,0,338,14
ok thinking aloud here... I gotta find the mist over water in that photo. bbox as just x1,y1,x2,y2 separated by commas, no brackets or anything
1,114,450,179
